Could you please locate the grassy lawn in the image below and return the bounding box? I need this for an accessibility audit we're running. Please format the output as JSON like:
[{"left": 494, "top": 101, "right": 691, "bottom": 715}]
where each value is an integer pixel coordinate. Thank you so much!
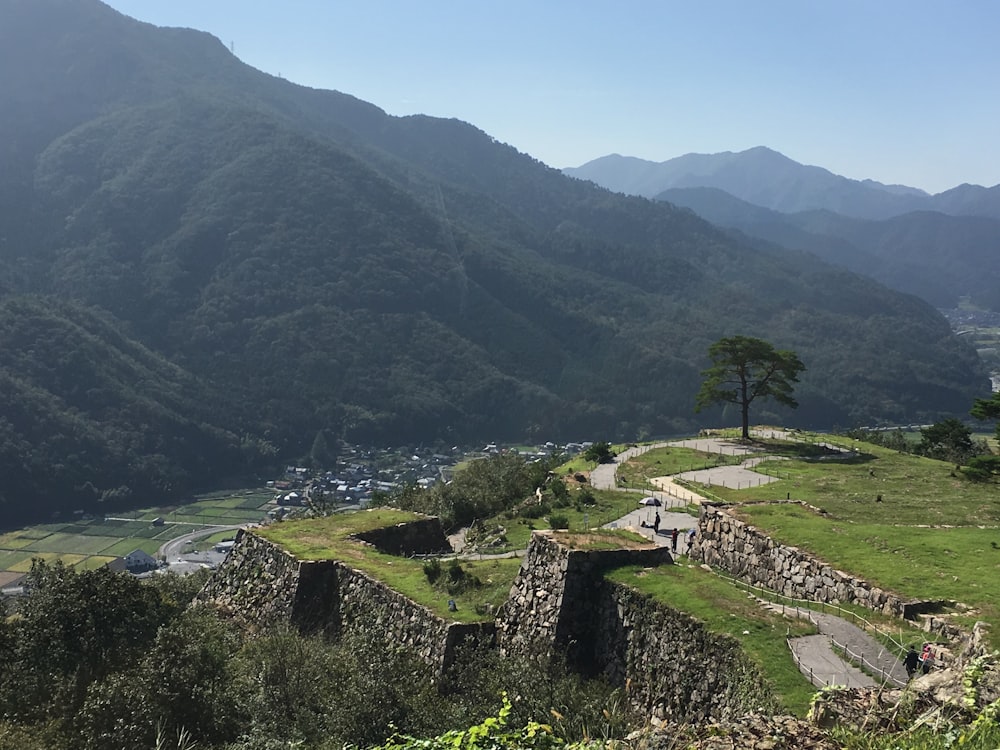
[
  {"left": 618, "top": 445, "right": 743, "bottom": 489},
  {"left": 469, "top": 487, "right": 648, "bottom": 554},
  {"left": 258, "top": 510, "right": 522, "bottom": 623},
  {"left": 550, "top": 528, "right": 651, "bottom": 550},
  {"left": 723, "top": 503, "right": 1000, "bottom": 636},
  {"left": 605, "top": 562, "right": 817, "bottom": 716},
  {"left": 712, "top": 440, "right": 999, "bottom": 526},
  {"left": 680, "top": 436, "right": 1000, "bottom": 645},
  {"left": 0, "top": 488, "right": 272, "bottom": 578}
]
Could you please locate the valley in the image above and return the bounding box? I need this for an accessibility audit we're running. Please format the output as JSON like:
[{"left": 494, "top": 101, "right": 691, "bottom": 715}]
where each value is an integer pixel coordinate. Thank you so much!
[{"left": 0, "top": 0, "right": 993, "bottom": 526}]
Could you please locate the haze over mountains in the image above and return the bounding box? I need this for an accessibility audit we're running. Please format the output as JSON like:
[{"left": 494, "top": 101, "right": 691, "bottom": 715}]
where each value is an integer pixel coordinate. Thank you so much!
[
  {"left": 564, "top": 147, "right": 1000, "bottom": 220},
  {"left": 0, "top": 0, "right": 989, "bottom": 521},
  {"left": 566, "top": 149, "right": 1000, "bottom": 311}
]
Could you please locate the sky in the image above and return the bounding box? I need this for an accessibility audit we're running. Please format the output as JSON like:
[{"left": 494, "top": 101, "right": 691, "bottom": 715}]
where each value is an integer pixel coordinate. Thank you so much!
[{"left": 102, "top": 1, "right": 1000, "bottom": 194}]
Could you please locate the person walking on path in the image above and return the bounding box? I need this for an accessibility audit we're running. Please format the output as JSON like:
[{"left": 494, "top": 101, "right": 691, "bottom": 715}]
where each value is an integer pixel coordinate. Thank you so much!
[
  {"left": 920, "top": 643, "right": 934, "bottom": 674},
  {"left": 904, "top": 645, "right": 919, "bottom": 679},
  {"left": 687, "top": 527, "right": 696, "bottom": 553},
  {"left": 670, "top": 528, "right": 678, "bottom": 553},
  {"left": 653, "top": 512, "right": 661, "bottom": 534}
]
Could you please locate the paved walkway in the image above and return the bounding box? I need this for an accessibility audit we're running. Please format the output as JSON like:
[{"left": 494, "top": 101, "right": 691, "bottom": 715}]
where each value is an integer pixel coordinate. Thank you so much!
[
  {"left": 809, "top": 610, "right": 908, "bottom": 686},
  {"left": 598, "top": 434, "right": 906, "bottom": 689},
  {"left": 603, "top": 508, "right": 696, "bottom": 549},
  {"left": 774, "top": 604, "right": 907, "bottom": 688},
  {"left": 789, "top": 635, "right": 875, "bottom": 688}
]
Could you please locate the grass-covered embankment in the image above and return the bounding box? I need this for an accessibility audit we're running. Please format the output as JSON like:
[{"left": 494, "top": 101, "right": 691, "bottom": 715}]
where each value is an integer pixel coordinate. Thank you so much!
[
  {"left": 669, "top": 436, "right": 1000, "bottom": 644},
  {"left": 258, "top": 509, "right": 522, "bottom": 623},
  {"left": 605, "top": 562, "right": 818, "bottom": 716}
]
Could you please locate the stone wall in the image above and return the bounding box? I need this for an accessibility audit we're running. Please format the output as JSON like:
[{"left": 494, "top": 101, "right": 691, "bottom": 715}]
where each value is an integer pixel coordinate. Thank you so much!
[
  {"left": 198, "top": 528, "right": 306, "bottom": 629},
  {"left": 498, "top": 531, "right": 774, "bottom": 721},
  {"left": 691, "top": 504, "right": 918, "bottom": 618},
  {"left": 334, "top": 561, "right": 492, "bottom": 670},
  {"left": 595, "top": 582, "right": 778, "bottom": 722},
  {"left": 496, "top": 531, "right": 673, "bottom": 659},
  {"left": 198, "top": 527, "right": 492, "bottom": 672},
  {"left": 207, "top": 517, "right": 898, "bottom": 722},
  {"left": 352, "top": 516, "right": 451, "bottom": 556}
]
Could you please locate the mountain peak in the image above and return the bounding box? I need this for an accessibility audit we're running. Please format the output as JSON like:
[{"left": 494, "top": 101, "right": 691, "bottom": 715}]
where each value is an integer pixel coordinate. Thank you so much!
[{"left": 564, "top": 148, "right": 959, "bottom": 220}]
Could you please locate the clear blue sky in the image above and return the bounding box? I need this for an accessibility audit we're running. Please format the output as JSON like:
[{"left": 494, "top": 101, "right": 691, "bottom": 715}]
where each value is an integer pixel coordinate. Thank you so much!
[{"left": 103, "top": 0, "right": 1000, "bottom": 193}]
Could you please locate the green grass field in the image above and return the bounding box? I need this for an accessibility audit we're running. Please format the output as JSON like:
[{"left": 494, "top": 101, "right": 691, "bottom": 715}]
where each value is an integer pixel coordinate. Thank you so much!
[
  {"left": 469, "top": 486, "right": 655, "bottom": 554},
  {"left": 617, "top": 445, "right": 743, "bottom": 489},
  {"left": 259, "top": 509, "right": 521, "bottom": 623},
  {"left": 0, "top": 490, "right": 273, "bottom": 578},
  {"left": 656, "top": 435, "right": 1000, "bottom": 645}
]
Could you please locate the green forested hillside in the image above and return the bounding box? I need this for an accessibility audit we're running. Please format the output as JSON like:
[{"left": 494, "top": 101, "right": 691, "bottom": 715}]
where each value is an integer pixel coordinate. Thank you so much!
[
  {"left": 0, "top": 297, "right": 249, "bottom": 524},
  {"left": 655, "top": 187, "right": 1000, "bottom": 312},
  {"left": 0, "top": 0, "right": 989, "bottom": 517}
]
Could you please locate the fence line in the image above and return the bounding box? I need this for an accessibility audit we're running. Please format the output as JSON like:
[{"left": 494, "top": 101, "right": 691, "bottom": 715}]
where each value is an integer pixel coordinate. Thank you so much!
[
  {"left": 713, "top": 569, "right": 906, "bottom": 653},
  {"left": 828, "top": 634, "right": 908, "bottom": 688},
  {"left": 787, "top": 639, "right": 846, "bottom": 688}
]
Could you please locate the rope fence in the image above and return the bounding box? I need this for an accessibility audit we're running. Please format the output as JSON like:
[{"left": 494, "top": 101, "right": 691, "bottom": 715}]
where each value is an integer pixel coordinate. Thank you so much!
[
  {"left": 713, "top": 569, "right": 907, "bottom": 654},
  {"left": 828, "top": 634, "right": 908, "bottom": 688},
  {"left": 713, "top": 569, "right": 911, "bottom": 687},
  {"left": 787, "top": 639, "right": 847, "bottom": 688}
]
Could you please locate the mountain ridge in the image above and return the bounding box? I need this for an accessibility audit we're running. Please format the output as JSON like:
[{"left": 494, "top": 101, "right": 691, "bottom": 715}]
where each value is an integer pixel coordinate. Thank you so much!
[
  {"left": 564, "top": 147, "right": 1000, "bottom": 220},
  {"left": 655, "top": 185, "right": 1000, "bottom": 311},
  {"left": 0, "top": 0, "right": 988, "bottom": 518}
]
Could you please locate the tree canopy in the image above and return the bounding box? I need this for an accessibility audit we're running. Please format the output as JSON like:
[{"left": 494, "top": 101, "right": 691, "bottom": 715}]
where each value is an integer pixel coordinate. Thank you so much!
[
  {"left": 971, "top": 392, "right": 1000, "bottom": 433},
  {"left": 916, "top": 418, "right": 980, "bottom": 464},
  {"left": 695, "top": 336, "right": 805, "bottom": 440}
]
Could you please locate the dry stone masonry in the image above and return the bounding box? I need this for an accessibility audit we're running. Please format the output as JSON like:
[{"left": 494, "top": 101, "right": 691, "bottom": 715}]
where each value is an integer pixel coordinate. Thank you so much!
[
  {"left": 691, "top": 504, "right": 940, "bottom": 620},
  {"left": 198, "top": 526, "right": 491, "bottom": 673},
  {"left": 497, "top": 531, "right": 672, "bottom": 656},
  {"left": 201, "top": 511, "right": 961, "bottom": 725},
  {"left": 499, "top": 531, "right": 777, "bottom": 721}
]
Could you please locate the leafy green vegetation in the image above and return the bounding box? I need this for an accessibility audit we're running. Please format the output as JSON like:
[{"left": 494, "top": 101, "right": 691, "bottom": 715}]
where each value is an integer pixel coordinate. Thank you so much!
[
  {"left": 0, "top": 560, "right": 624, "bottom": 750},
  {"left": 695, "top": 336, "right": 805, "bottom": 440},
  {"left": 680, "top": 436, "right": 1000, "bottom": 644}
]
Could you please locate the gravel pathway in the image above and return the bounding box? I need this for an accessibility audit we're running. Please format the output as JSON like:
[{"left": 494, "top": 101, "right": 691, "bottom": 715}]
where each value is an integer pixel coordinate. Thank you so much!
[{"left": 598, "top": 434, "right": 906, "bottom": 688}]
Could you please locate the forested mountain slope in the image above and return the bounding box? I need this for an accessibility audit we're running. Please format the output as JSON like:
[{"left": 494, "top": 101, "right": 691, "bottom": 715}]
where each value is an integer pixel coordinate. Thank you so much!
[
  {"left": 656, "top": 187, "right": 1000, "bottom": 311},
  {"left": 0, "top": 0, "right": 988, "bottom": 518},
  {"left": 0, "top": 297, "right": 250, "bottom": 524}
]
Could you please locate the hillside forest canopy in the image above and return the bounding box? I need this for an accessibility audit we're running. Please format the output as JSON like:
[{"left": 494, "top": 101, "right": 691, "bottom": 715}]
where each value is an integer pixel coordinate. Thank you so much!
[{"left": 0, "top": 0, "right": 990, "bottom": 520}]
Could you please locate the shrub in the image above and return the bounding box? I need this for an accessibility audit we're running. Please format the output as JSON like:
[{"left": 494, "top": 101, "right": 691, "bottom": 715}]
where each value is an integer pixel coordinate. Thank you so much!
[
  {"left": 519, "top": 503, "right": 551, "bottom": 519},
  {"left": 548, "top": 514, "right": 569, "bottom": 530},
  {"left": 423, "top": 558, "right": 442, "bottom": 584}
]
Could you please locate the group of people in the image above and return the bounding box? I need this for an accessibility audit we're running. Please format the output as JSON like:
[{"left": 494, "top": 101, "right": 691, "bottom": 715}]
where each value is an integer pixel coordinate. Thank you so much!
[
  {"left": 904, "top": 643, "right": 936, "bottom": 678},
  {"left": 642, "top": 510, "right": 696, "bottom": 553}
]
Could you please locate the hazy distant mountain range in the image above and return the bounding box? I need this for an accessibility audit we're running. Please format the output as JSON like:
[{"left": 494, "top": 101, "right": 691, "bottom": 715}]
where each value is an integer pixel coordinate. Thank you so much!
[
  {"left": 564, "top": 147, "right": 1000, "bottom": 220},
  {"left": 565, "top": 149, "right": 1000, "bottom": 310},
  {"left": 0, "top": 0, "right": 988, "bottom": 520}
]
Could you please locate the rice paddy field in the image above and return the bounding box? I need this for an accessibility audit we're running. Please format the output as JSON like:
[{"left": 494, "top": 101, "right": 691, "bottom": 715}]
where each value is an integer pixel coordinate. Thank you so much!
[{"left": 0, "top": 489, "right": 272, "bottom": 586}]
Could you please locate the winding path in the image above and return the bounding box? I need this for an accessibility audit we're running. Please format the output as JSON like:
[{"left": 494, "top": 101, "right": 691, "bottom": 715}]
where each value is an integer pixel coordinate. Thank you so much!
[
  {"left": 158, "top": 524, "right": 246, "bottom": 564},
  {"left": 597, "top": 433, "right": 906, "bottom": 688}
]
